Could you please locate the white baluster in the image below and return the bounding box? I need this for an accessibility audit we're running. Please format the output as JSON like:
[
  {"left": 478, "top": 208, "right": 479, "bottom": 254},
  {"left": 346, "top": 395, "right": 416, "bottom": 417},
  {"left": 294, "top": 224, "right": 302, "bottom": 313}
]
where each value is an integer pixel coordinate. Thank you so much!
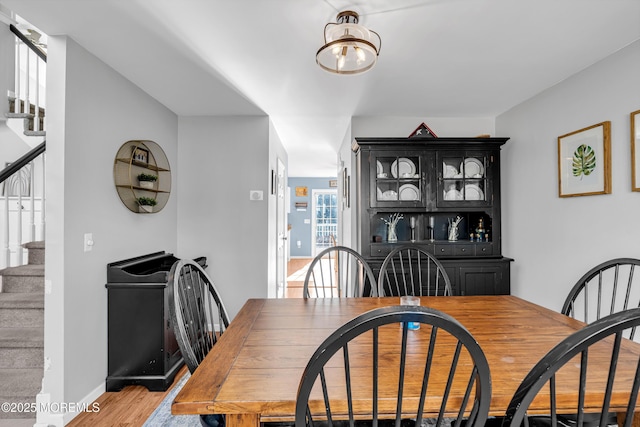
[
  {"left": 2, "top": 191, "right": 9, "bottom": 268},
  {"left": 14, "top": 39, "right": 20, "bottom": 113},
  {"left": 16, "top": 178, "right": 23, "bottom": 265},
  {"left": 24, "top": 47, "right": 30, "bottom": 120},
  {"left": 34, "top": 59, "right": 40, "bottom": 131},
  {"left": 40, "top": 154, "right": 46, "bottom": 240},
  {"left": 30, "top": 160, "right": 35, "bottom": 241}
]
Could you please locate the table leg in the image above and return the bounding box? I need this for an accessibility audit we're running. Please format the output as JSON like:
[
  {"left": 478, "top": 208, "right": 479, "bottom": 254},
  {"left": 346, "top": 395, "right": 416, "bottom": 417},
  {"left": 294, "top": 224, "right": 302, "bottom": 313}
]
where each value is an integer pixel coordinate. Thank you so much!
[
  {"left": 617, "top": 412, "right": 640, "bottom": 427},
  {"left": 226, "top": 413, "right": 260, "bottom": 427}
]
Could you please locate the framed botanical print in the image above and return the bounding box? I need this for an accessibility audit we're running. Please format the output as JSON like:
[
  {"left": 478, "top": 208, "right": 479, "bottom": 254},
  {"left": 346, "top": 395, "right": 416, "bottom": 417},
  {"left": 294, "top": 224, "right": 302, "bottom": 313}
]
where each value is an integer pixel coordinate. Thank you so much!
[
  {"left": 631, "top": 110, "right": 640, "bottom": 191},
  {"left": 557, "top": 121, "right": 611, "bottom": 197}
]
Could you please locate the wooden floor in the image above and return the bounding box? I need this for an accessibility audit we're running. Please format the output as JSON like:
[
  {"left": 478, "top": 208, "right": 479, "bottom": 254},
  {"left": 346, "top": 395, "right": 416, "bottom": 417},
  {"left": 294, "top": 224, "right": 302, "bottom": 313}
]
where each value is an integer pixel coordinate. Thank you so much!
[
  {"left": 67, "top": 258, "right": 312, "bottom": 426},
  {"left": 67, "top": 364, "right": 189, "bottom": 427},
  {"left": 283, "top": 257, "right": 313, "bottom": 298}
]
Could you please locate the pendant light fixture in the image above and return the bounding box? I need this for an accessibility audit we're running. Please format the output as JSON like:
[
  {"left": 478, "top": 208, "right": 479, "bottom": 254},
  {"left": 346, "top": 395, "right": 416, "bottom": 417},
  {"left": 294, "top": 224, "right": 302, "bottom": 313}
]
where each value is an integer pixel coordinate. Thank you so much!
[{"left": 316, "top": 10, "right": 381, "bottom": 75}]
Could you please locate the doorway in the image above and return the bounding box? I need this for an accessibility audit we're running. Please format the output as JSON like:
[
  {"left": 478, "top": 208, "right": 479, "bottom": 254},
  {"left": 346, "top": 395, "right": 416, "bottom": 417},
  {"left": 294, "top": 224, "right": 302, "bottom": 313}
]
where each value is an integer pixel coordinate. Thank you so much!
[
  {"left": 275, "top": 158, "right": 287, "bottom": 298},
  {"left": 311, "top": 189, "right": 338, "bottom": 256}
]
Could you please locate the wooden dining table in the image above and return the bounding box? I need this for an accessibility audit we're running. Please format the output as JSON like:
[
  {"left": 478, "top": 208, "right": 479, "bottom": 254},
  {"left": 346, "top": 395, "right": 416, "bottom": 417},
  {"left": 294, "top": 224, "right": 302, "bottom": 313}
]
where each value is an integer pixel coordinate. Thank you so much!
[{"left": 171, "top": 296, "right": 640, "bottom": 427}]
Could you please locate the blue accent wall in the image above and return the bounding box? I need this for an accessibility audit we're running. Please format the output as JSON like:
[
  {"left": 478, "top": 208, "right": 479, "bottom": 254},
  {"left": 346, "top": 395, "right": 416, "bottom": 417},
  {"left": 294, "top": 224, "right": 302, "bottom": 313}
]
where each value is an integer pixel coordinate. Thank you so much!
[{"left": 289, "top": 177, "right": 336, "bottom": 257}]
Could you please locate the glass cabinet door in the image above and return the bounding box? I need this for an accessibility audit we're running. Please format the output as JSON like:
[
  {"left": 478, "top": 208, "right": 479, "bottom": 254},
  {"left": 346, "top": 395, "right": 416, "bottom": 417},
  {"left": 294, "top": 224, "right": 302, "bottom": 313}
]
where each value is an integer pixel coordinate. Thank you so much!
[
  {"left": 371, "top": 153, "right": 425, "bottom": 207},
  {"left": 438, "top": 152, "right": 491, "bottom": 207}
]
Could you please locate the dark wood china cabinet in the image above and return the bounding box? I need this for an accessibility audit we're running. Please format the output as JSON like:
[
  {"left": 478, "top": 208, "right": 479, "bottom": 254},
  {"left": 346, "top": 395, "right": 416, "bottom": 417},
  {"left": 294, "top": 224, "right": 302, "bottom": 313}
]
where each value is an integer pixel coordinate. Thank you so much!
[{"left": 352, "top": 136, "right": 513, "bottom": 295}]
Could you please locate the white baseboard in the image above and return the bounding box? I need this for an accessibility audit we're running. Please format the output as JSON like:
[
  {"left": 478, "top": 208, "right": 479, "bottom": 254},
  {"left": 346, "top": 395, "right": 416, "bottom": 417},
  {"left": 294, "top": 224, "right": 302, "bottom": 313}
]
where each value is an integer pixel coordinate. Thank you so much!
[
  {"left": 34, "top": 380, "right": 105, "bottom": 426},
  {"left": 62, "top": 381, "right": 104, "bottom": 425}
]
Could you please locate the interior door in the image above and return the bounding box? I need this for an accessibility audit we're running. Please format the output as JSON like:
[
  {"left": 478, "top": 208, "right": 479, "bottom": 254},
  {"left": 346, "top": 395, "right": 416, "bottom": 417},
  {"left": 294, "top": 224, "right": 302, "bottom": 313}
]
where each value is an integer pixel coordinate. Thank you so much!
[
  {"left": 311, "top": 189, "right": 338, "bottom": 256},
  {"left": 275, "top": 159, "right": 287, "bottom": 298}
]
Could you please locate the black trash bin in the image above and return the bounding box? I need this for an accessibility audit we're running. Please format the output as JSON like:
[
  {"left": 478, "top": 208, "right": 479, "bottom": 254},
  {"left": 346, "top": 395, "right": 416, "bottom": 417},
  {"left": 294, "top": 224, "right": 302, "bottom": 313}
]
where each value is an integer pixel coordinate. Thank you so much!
[{"left": 105, "top": 251, "right": 207, "bottom": 392}]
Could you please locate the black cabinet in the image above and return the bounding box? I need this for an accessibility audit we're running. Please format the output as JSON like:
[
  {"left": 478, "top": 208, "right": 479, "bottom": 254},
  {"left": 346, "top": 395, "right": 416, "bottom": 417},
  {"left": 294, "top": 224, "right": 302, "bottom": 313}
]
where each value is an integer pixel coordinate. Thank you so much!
[
  {"left": 105, "top": 282, "right": 182, "bottom": 391},
  {"left": 353, "top": 137, "right": 513, "bottom": 295},
  {"left": 105, "top": 252, "right": 206, "bottom": 391},
  {"left": 441, "top": 258, "right": 511, "bottom": 295}
]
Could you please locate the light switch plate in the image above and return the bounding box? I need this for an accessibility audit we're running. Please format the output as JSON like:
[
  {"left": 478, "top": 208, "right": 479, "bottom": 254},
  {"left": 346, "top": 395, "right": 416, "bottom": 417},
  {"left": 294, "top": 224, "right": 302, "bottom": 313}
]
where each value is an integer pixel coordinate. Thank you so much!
[{"left": 84, "top": 233, "right": 94, "bottom": 252}]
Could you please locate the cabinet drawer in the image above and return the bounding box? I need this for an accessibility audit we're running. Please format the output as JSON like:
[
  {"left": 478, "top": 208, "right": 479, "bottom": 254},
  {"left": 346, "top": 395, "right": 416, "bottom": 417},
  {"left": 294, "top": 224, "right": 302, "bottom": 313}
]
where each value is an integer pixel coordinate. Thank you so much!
[
  {"left": 434, "top": 244, "right": 454, "bottom": 256},
  {"left": 370, "top": 244, "right": 397, "bottom": 257},
  {"left": 453, "top": 245, "right": 474, "bottom": 256},
  {"left": 370, "top": 243, "right": 436, "bottom": 258},
  {"left": 476, "top": 243, "right": 493, "bottom": 256},
  {"left": 436, "top": 243, "right": 477, "bottom": 257}
]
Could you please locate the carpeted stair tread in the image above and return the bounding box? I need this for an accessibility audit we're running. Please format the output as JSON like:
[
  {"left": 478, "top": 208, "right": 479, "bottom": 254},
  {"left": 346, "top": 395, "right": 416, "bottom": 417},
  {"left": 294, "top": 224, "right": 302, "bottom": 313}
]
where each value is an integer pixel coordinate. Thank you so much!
[
  {"left": 0, "top": 264, "right": 44, "bottom": 276},
  {"left": 0, "top": 419, "right": 36, "bottom": 426},
  {"left": 0, "top": 368, "right": 42, "bottom": 396},
  {"left": 0, "top": 293, "right": 43, "bottom": 309},
  {"left": 0, "top": 327, "right": 43, "bottom": 347},
  {"left": 5, "top": 112, "right": 32, "bottom": 119},
  {"left": 0, "top": 419, "right": 37, "bottom": 426},
  {"left": 23, "top": 241, "right": 44, "bottom": 251}
]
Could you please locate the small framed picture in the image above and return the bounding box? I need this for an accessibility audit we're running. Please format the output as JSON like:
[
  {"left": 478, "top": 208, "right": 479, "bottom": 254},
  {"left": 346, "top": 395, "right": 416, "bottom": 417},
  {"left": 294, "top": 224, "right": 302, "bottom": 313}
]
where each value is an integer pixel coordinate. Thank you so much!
[
  {"left": 132, "top": 146, "right": 149, "bottom": 164},
  {"left": 557, "top": 121, "right": 611, "bottom": 197}
]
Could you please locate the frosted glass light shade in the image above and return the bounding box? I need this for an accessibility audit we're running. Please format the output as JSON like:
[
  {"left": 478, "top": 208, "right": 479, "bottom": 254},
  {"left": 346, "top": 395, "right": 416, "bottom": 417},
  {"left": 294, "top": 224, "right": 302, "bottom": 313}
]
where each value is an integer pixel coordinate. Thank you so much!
[{"left": 316, "top": 11, "right": 381, "bottom": 75}]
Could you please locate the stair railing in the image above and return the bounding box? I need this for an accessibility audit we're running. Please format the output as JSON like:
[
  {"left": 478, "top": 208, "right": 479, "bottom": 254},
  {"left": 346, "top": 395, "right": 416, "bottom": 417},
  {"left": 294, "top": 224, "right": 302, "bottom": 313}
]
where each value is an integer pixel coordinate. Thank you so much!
[
  {"left": 9, "top": 23, "right": 46, "bottom": 132},
  {"left": 1, "top": 23, "right": 47, "bottom": 269},
  {"left": 0, "top": 142, "right": 46, "bottom": 268}
]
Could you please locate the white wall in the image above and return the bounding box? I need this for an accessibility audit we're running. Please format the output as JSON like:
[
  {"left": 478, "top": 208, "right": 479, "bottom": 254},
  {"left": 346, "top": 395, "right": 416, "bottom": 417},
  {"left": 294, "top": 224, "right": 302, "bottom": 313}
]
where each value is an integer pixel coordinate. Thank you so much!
[
  {"left": 176, "top": 116, "right": 270, "bottom": 319},
  {"left": 268, "top": 120, "right": 288, "bottom": 298},
  {"left": 497, "top": 40, "right": 640, "bottom": 312},
  {"left": 44, "top": 36, "right": 179, "bottom": 426},
  {"left": 337, "top": 123, "right": 353, "bottom": 248}
]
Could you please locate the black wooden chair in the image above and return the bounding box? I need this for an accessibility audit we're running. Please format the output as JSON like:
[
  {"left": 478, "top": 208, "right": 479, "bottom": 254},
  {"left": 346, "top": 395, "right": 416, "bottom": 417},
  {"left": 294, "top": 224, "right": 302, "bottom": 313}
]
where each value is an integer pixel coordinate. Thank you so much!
[
  {"left": 501, "top": 308, "right": 640, "bottom": 427},
  {"left": 561, "top": 258, "right": 640, "bottom": 324},
  {"left": 304, "top": 246, "right": 377, "bottom": 298},
  {"left": 377, "top": 246, "right": 453, "bottom": 297},
  {"left": 168, "top": 259, "right": 230, "bottom": 427},
  {"left": 294, "top": 305, "right": 492, "bottom": 427}
]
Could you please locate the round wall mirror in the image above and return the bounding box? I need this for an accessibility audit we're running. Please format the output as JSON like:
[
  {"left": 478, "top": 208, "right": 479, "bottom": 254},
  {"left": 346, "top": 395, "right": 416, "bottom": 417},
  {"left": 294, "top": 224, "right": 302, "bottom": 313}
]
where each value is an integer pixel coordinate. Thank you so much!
[{"left": 113, "top": 140, "right": 171, "bottom": 213}]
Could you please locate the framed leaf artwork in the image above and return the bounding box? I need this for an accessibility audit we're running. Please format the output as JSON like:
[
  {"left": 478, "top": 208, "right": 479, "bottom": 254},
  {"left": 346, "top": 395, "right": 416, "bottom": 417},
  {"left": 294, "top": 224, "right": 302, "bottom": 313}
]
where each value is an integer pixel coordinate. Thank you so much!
[
  {"left": 631, "top": 110, "right": 640, "bottom": 191},
  {"left": 557, "top": 121, "right": 611, "bottom": 197}
]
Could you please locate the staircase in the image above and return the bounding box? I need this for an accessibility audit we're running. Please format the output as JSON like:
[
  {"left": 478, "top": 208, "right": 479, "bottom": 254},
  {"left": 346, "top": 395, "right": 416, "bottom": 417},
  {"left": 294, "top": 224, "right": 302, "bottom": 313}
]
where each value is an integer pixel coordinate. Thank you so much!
[
  {"left": 2, "top": 20, "right": 47, "bottom": 271},
  {"left": 0, "top": 241, "right": 44, "bottom": 426},
  {"left": 7, "top": 96, "right": 46, "bottom": 138}
]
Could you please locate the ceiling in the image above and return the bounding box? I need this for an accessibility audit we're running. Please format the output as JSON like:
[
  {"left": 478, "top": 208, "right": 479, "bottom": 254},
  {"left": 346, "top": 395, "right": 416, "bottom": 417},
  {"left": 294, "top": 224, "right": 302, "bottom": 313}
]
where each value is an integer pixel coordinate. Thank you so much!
[{"left": 2, "top": 0, "right": 639, "bottom": 177}]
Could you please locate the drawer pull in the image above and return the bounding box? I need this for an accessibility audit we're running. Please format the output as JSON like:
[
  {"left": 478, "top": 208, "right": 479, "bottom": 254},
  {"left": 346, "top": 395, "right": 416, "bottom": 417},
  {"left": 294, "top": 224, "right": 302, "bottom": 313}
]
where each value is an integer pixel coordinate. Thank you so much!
[{"left": 461, "top": 248, "right": 466, "bottom": 252}]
